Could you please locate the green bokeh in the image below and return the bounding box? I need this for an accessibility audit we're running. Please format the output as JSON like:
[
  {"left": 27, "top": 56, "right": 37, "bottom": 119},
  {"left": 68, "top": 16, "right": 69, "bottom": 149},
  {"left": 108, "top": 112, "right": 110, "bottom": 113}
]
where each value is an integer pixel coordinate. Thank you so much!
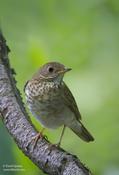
[{"left": 0, "top": 0, "right": 119, "bottom": 175}]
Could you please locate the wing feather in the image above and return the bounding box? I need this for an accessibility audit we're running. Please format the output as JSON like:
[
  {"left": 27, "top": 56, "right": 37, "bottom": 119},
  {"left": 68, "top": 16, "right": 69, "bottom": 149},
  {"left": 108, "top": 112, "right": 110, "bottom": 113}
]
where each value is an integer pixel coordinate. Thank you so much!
[{"left": 61, "top": 82, "right": 81, "bottom": 120}]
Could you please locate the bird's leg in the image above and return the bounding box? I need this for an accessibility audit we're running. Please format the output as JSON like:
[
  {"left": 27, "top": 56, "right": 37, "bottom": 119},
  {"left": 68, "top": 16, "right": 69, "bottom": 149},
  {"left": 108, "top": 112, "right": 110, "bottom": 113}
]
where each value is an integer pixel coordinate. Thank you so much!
[
  {"left": 57, "top": 125, "right": 66, "bottom": 147},
  {"left": 47, "top": 125, "right": 66, "bottom": 152},
  {"left": 32, "top": 128, "right": 45, "bottom": 149}
]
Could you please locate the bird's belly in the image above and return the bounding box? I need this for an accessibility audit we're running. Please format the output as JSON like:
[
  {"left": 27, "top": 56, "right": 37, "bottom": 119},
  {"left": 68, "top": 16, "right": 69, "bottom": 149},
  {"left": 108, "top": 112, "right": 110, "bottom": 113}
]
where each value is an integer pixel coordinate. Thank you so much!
[{"left": 29, "top": 98, "right": 74, "bottom": 129}]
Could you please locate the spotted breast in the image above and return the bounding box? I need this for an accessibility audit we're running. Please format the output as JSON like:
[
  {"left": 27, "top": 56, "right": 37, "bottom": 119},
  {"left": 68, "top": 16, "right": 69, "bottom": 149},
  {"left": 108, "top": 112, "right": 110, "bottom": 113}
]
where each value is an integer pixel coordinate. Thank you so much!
[{"left": 25, "top": 79, "right": 72, "bottom": 129}]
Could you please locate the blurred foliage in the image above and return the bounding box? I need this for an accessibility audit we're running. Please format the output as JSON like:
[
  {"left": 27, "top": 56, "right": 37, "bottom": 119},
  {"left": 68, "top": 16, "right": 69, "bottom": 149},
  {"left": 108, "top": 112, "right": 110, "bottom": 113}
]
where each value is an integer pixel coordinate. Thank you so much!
[{"left": 0, "top": 0, "right": 119, "bottom": 175}]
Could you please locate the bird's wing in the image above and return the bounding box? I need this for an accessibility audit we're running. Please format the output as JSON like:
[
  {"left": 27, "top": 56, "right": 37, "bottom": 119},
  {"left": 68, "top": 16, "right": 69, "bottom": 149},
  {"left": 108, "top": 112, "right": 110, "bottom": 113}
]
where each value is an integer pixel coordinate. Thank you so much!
[
  {"left": 61, "top": 82, "right": 82, "bottom": 120},
  {"left": 24, "top": 80, "right": 29, "bottom": 92}
]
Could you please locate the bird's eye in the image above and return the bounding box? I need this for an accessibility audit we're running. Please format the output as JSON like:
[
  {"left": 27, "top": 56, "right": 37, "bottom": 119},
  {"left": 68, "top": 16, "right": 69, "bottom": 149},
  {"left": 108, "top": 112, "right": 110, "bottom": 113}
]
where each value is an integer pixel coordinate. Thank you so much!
[{"left": 48, "top": 67, "right": 54, "bottom": 73}]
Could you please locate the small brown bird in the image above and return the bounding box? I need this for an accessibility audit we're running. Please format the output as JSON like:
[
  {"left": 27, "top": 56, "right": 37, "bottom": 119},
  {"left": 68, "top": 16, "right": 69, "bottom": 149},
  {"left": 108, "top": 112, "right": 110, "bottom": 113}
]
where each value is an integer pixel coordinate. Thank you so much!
[{"left": 24, "top": 62, "right": 94, "bottom": 147}]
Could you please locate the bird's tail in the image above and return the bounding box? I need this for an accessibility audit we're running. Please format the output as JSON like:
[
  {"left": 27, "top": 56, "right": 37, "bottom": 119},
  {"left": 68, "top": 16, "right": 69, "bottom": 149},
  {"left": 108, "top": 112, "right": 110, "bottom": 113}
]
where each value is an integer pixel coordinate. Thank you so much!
[{"left": 69, "top": 120, "right": 94, "bottom": 142}]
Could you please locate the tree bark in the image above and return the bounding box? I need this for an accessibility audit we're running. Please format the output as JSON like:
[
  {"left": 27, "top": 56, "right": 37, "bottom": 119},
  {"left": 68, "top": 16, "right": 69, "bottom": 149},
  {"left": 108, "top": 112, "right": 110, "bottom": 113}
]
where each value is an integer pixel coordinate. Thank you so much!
[{"left": 0, "top": 31, "right": 92, "bottom": 175}]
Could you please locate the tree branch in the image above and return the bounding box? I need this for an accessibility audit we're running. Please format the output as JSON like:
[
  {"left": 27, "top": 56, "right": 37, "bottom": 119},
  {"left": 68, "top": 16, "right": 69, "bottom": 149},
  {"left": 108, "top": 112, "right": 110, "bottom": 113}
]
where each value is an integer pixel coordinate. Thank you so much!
[{"left": 0, "top": 31, "right": 91, "bottom": 175}]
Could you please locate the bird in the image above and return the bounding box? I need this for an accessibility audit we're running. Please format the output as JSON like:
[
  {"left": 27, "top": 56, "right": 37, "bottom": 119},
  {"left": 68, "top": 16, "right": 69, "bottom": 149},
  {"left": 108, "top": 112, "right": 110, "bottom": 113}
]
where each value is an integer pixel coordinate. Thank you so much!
[{"left": 24, "top": 62, "right": 94, "bottom": 147}]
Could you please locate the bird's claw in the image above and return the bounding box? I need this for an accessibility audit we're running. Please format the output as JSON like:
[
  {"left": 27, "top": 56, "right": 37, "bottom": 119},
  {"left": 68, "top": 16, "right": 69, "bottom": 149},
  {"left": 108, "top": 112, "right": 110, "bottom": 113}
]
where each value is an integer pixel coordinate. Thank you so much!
[{"left": 48, "top": 142, "right": 60, "bottom": 152}]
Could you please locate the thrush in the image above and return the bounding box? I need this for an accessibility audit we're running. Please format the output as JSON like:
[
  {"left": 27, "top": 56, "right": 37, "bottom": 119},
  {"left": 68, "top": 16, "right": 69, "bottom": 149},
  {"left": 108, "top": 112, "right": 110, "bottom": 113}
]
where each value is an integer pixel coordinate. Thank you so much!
[{"left": 24, "top": 62, "right": 94, "bottom": 147}]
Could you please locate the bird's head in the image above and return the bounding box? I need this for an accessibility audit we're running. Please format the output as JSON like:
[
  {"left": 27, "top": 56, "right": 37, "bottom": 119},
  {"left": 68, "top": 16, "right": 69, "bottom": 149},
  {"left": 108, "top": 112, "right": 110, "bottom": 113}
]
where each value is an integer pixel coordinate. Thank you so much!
[{"left": 32, "top": 62, "right": 72, "bottom": 83}]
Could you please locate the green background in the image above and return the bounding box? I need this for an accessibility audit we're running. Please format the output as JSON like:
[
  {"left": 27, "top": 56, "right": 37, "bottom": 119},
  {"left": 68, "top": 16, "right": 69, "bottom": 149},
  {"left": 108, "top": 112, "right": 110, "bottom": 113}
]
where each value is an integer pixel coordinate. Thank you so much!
[{"left": 0, "top": 0, "right": 119, "bottom": 175}]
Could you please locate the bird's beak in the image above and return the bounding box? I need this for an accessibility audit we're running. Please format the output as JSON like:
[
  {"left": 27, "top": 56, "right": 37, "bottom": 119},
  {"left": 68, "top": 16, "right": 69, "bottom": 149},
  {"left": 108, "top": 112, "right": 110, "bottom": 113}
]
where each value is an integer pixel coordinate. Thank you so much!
[
  {"left": 58, "top": 67, "right": 72, "bottom": 74},
  {"left": 64, "top": 68, "right": 72, "bottom": 72}
]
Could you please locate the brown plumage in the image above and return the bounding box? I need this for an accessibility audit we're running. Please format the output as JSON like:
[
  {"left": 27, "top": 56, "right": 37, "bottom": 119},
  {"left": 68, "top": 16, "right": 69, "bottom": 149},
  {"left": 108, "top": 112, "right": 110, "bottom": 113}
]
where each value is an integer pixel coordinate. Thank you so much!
[{"left": 24, "top": 62, "right": 94, "bottom": 146}]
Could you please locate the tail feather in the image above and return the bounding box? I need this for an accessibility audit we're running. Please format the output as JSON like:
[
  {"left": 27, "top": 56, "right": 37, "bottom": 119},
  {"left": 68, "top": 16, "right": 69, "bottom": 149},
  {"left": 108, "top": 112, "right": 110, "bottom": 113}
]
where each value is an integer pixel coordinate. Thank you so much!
[{"left": 69, "top": 120, "right": 94, "bottom": 142}]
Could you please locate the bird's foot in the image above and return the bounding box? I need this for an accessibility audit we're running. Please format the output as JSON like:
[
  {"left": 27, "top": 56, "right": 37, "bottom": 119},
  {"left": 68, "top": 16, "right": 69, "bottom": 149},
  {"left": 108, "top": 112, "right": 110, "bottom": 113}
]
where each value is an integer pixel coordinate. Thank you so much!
[
  {"left": 48, "top": 142, "right": 61, "bottom": 152},
  {"left": 32, "top": 132, "right": 43, "bottom": 148},
  {"left": 30, "top": 128, "right": 46, "bottom": 150}
]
